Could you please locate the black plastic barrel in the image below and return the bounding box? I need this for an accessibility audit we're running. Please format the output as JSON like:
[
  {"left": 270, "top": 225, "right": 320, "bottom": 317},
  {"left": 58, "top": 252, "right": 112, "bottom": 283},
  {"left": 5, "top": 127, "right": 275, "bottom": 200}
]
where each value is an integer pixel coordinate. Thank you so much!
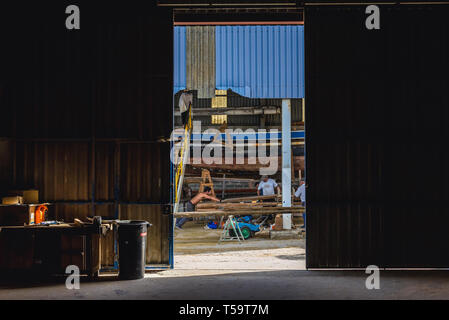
[{"left": 117, "top": 220, "right": 150, "bottom": 280}]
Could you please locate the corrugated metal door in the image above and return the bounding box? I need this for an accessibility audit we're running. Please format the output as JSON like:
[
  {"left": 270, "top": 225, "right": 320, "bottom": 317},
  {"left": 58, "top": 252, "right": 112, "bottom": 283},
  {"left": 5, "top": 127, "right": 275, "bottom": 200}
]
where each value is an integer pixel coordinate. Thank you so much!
[
  {"left": 306, "top": 4, "right": 449, "bottom": 268},
  {"left": 0, "top": 2, "right": 174, "bottom": 268}
]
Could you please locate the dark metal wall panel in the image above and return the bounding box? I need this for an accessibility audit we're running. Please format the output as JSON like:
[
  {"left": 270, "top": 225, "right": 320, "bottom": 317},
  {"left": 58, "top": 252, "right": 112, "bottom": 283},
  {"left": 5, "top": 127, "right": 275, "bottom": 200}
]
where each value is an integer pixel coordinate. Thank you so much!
[
  {"left": 305, "top": 0, "right": 448, "bottom": 3},
  {"left": 94, "top": 143, "right": 116, "bottom": 202},
  {"left": 4, "top": 140, "right": 171, "bottom": 264},
  {"left": 92, "top": 22, "right": 173, "bottom": 140},
  {"left": 0, "top": 25, "right": 91, "bottom": 139},
  {"left": 13, "top": 142, "right": 92, "bottom": 202},
  {"left": 120, "top": 143, "right": 171, "bottom": 203},
  {"left": 0, "top": 2, "right": 173, "bottom": 265},
  {"left": 306, "top": 4, "right": 449, "bottom": 268},
  {"left": 120, "top": 204, "right": 171, "bottom": 265},
  {"left": 159, "top": 0, "right": 299, "bottom": 5},
  {"left": 0, "top": 140, "right": 13, "bottom": 196},
  {"left": 0, "top": 3, "right": 172, "bottom": 141}
]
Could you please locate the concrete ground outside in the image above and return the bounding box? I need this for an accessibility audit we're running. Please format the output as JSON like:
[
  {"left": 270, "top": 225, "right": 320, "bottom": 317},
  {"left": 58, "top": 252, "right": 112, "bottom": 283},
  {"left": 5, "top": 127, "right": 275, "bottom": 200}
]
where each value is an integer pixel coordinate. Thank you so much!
[{"left": 174, "top": 221, "right": 306, "bottom": 270}]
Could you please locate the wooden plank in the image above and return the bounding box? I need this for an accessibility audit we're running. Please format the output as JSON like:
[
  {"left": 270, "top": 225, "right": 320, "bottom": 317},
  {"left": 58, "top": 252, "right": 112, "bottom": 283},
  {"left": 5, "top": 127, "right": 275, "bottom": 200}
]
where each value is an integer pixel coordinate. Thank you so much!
[
  {"left": 175, "top": 207, "right": 305, "bottom": 218},
  {"left": 221, "top": 194, "right": 278, "bottom": 203},
  {"left": 184, "top": 177, "right": 255, "bottom": 183},
  {"left": 196, "top": 202, "right": 280, "bottom": 210}
]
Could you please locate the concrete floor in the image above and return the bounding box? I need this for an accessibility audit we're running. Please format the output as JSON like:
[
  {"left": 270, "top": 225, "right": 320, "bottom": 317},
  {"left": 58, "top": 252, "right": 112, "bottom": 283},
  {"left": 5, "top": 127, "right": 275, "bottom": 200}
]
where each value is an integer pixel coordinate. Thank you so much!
[
  {"left": 2, "top": 223, "right": 449, "bottom": 299},
  {"left": 1, "top": 269, "right": 449, "bottom": 299}
]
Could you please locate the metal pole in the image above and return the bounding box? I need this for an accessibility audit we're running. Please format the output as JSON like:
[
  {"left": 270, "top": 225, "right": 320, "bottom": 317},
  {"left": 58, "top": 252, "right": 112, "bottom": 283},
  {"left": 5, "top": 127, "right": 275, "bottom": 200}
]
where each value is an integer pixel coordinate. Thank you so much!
[{"left": 282, "top": 99, "right": 292, "bottom": 230}]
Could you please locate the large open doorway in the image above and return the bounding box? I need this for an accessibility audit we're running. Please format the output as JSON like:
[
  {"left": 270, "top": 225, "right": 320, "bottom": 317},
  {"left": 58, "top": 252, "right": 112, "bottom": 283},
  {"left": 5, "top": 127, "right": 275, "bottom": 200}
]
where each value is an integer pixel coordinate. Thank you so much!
[{"left": 171, "top": 8, "right": 306, "bottom": 270}]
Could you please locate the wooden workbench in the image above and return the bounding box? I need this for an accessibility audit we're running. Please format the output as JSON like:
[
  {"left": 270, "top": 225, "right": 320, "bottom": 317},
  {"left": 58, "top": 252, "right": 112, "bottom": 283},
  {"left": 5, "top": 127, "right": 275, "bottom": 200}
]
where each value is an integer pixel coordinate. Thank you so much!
[
  {"left": 0, "top": 222, "right": 110, "bottom": 279},
  {"left": 0, "top": 203, "right": 53, "bottom": 226}
]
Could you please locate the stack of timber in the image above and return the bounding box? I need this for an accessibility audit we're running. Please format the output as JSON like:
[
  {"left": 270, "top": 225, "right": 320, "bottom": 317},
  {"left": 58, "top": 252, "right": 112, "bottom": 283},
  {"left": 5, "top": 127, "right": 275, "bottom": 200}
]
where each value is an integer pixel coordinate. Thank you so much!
[
  {"left": 221, "top": 194, "right": 279, "bottom": 203},
  {"left": 220, "top": 194, "right": 303, "bottom": 205},
  {"left": 196, "top": 202, "right": 278, "bottom": 211},
  {"left": 174, "top": 194, "right": 305, "bottom": 218}
]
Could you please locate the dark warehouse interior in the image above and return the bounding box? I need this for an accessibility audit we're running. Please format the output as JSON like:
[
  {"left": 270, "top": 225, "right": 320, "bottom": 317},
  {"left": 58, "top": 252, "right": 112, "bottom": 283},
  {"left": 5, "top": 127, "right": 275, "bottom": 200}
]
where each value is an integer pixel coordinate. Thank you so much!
[{"left": 1, "top": 0, "right": 449, "bottom": 303}]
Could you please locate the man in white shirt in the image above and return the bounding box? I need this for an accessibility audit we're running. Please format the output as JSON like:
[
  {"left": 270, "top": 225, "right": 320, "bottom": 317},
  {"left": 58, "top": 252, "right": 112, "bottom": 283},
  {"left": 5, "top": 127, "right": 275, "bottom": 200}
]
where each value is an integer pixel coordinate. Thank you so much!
[
  {"left": 294, "top": 178, "right": 306, "bottom": 205},
  {"left": 257, "top": 175, "right": 280, "bottom": 197},
  {"left": 294, "top": 178, "right": 306, "bottom": 230}
]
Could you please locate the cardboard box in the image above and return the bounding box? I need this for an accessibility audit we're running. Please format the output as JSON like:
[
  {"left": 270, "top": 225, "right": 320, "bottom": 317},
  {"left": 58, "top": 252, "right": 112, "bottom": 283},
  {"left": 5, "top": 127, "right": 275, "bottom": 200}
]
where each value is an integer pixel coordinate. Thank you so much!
[
  {"left": 9, "top": 190, "right": 39, "bottom": 204},
  {"left": 22, "top": 190, "right": 39, "bottom": 204},
  {"left": 2, "top": 196, "right": 23, "bottom": 205}
]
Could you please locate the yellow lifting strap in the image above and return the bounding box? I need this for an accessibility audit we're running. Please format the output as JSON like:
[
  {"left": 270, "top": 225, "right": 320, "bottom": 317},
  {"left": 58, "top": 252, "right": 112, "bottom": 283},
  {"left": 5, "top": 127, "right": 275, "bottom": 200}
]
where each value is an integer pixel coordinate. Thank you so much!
[{"left": 174, "top": 106, "right": 192, "bottom": 213}]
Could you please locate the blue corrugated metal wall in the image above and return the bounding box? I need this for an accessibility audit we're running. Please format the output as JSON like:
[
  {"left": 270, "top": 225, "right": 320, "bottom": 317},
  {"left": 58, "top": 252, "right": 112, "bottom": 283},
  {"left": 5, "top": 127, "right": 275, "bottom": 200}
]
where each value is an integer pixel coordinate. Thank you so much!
[
  {"left": 174, "top": 26, "right": 186, "bottom": 93},
  {"left": 174, "top": 25, "right": 305, "bottom": 98},
  {"left": 216, "top": 25, "right": 304, "bottom": 98}
]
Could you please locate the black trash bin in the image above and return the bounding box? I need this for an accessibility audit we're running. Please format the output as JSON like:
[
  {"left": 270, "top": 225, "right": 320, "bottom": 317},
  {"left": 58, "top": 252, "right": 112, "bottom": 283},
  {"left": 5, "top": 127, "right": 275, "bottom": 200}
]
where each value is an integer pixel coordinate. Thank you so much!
[{"left": 117, "top": 220, "right": 151, "bottom": 280}]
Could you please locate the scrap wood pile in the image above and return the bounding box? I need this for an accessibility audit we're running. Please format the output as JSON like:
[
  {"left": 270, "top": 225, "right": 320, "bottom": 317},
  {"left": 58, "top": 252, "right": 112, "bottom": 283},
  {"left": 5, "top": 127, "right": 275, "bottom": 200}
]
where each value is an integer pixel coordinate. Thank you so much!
[{"left": 174, "top": 194, "right": 305, "bottom": 218}]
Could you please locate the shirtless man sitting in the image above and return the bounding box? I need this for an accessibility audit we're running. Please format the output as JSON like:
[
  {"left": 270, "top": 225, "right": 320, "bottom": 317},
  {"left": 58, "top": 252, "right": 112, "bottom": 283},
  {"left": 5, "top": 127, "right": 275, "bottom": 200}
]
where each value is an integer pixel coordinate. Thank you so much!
[{"left": 175, "top": 186, "right": 220, "bottom": 230}]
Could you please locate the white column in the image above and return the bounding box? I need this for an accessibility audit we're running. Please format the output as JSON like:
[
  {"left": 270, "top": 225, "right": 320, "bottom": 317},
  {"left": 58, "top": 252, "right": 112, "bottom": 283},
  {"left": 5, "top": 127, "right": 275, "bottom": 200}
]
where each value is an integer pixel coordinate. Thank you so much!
[{"left": 282, "top": 99, "right": 292, "bottom": 230}]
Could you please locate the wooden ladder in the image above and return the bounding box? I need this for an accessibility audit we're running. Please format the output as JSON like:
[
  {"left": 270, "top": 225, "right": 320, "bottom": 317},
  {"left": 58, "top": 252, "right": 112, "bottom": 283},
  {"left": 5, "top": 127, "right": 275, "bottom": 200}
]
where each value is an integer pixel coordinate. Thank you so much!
[{"left": 199, "top": 169, "right": 215, "bottom": 197}]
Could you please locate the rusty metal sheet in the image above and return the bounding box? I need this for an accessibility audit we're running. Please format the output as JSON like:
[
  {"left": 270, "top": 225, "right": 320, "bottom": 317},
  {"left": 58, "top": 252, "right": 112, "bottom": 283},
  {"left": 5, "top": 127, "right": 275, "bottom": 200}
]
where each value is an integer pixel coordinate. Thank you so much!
[{"left": 186, "top": 26, "right": 216, "bottom": 99}]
